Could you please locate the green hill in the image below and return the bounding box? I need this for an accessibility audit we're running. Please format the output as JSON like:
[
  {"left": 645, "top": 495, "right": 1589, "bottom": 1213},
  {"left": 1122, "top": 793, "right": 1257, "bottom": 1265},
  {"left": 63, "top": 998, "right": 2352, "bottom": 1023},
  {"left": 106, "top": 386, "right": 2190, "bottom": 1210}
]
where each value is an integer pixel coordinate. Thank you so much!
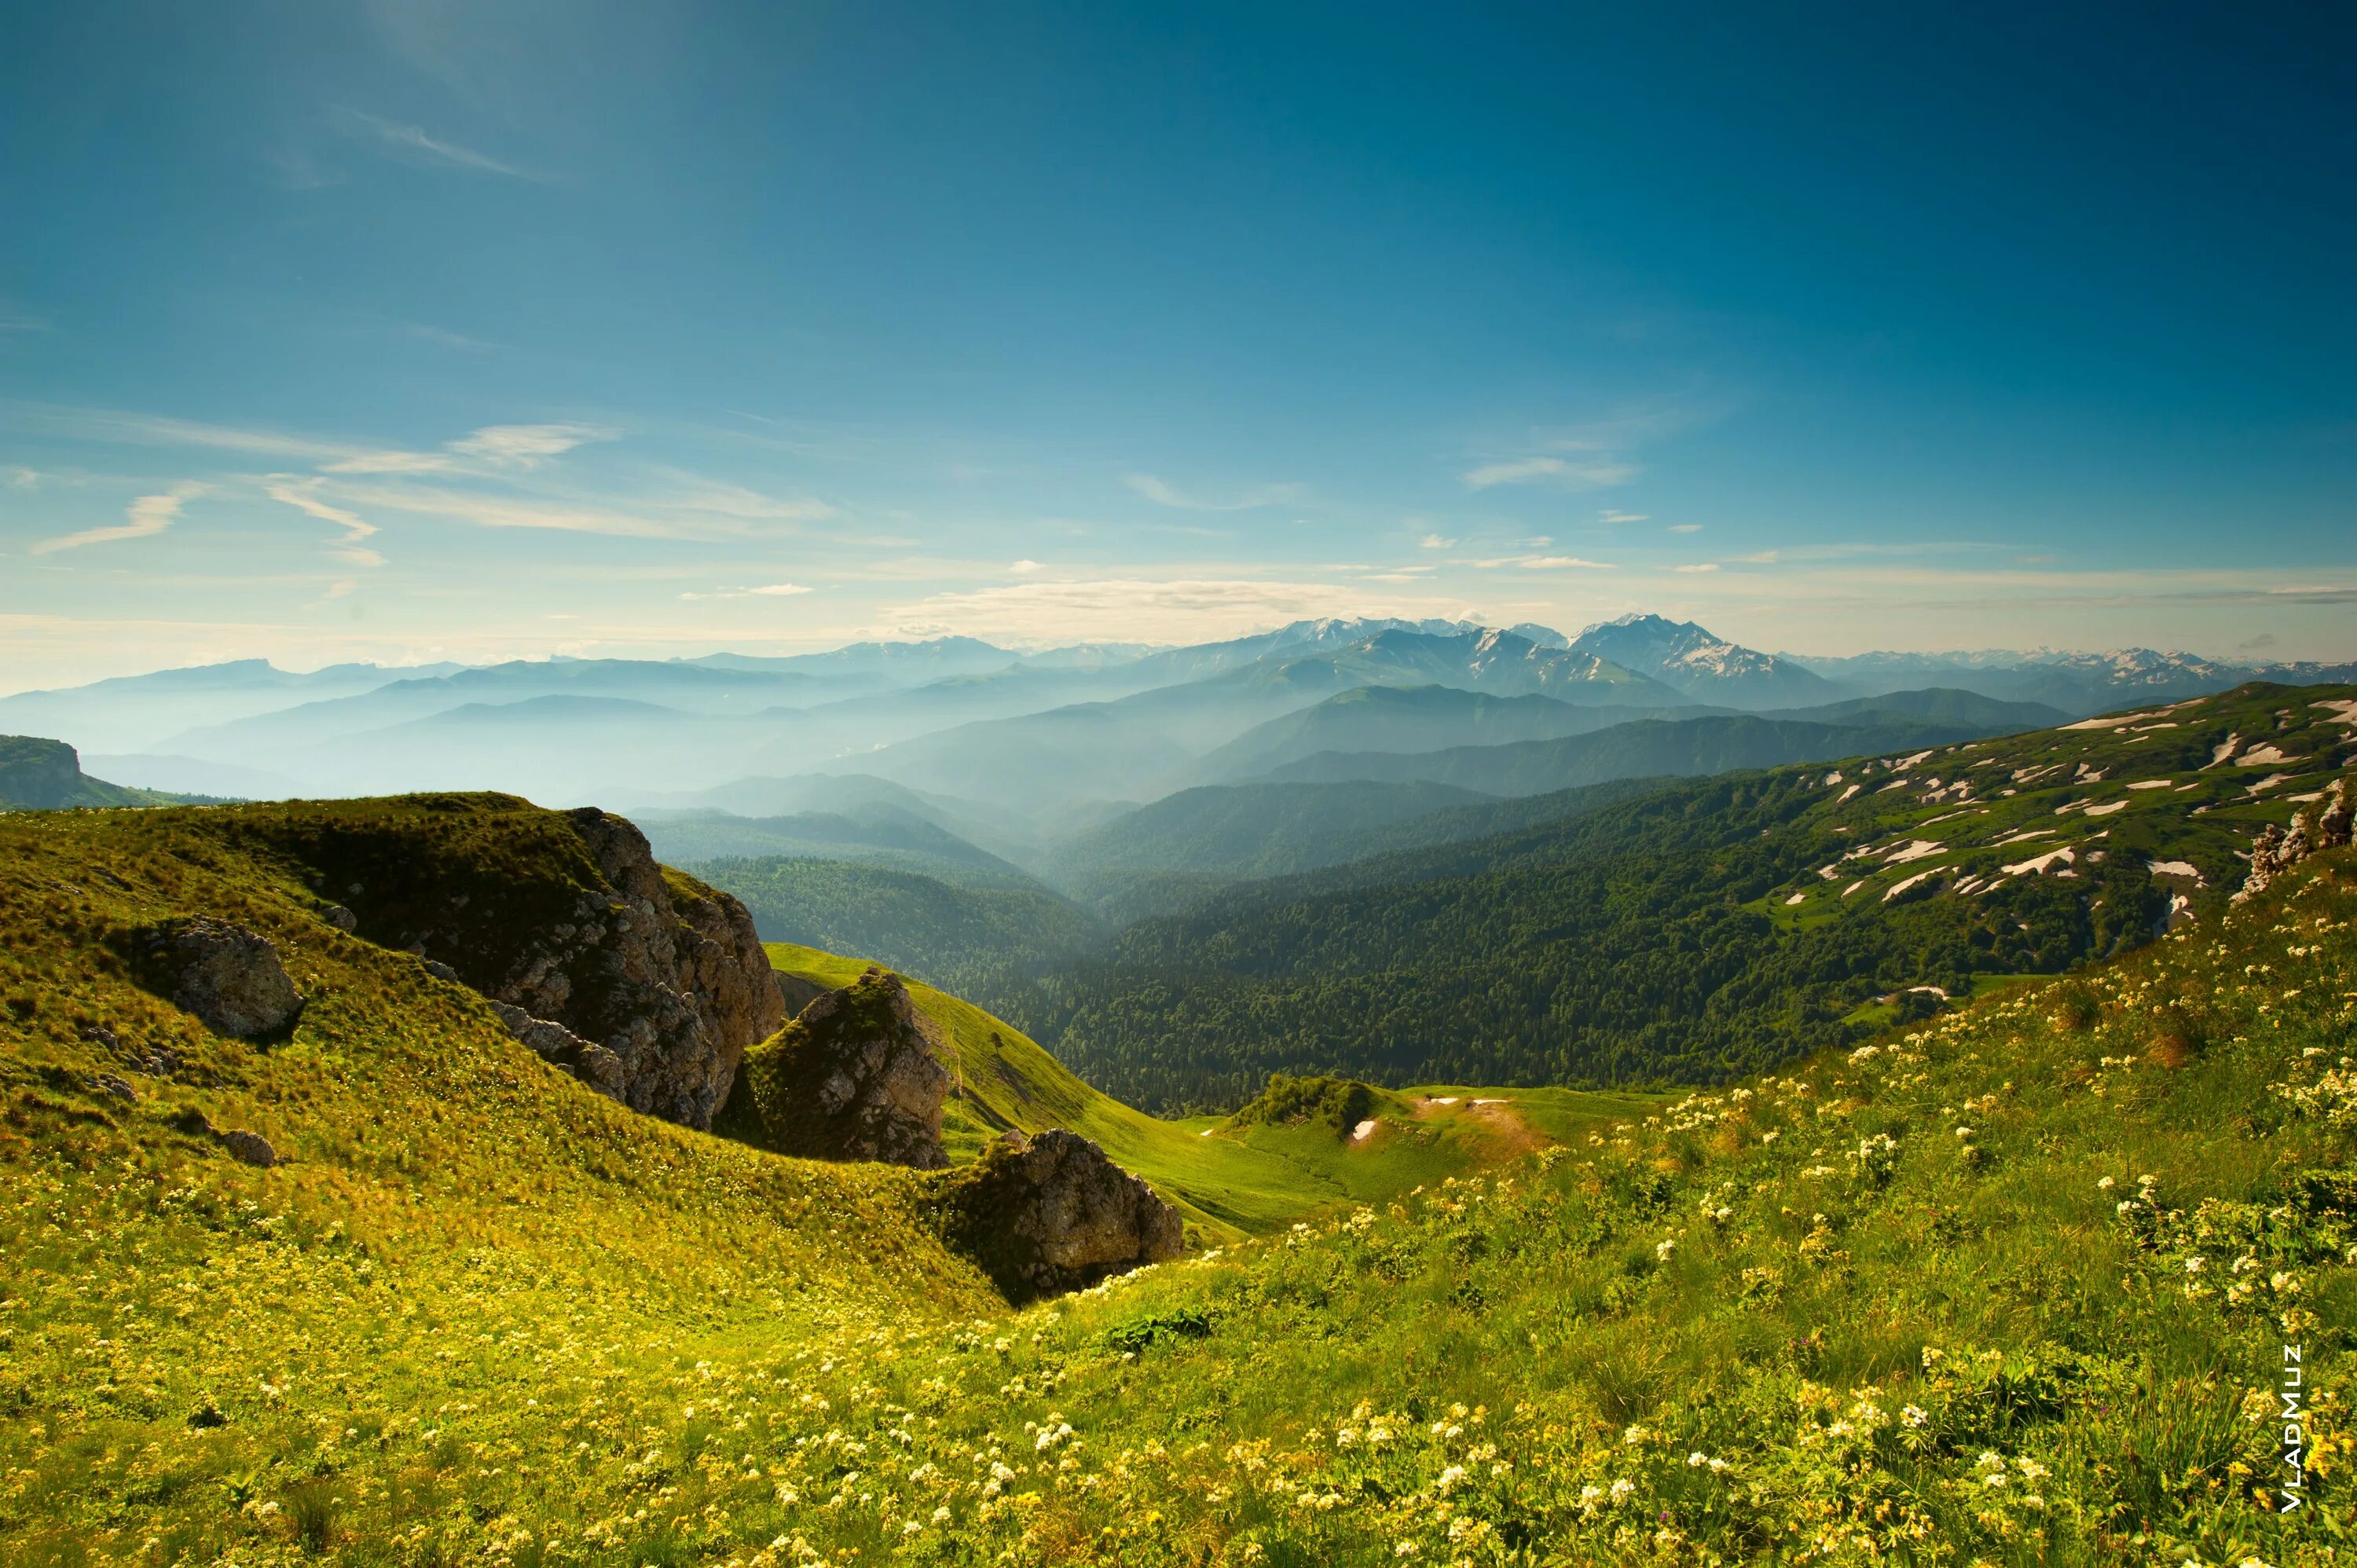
[
  {"left": 3, "top": 788, "right": 2345, "bottom": 1561},
  {"left": 988, "top": 683, "right": 2357, "bottom": 1109},
  {"left": 696, "top": 857, "right": 1103, "bottom": 996},
  {"left": 1263, "top": 709, "right": 2020, "bottom": 793},
  {"left": 0, "top": 733, "right": 191, "bottom": 810},
  {"left": 1200, "top": 685, "right": 1685, "bottom": 780}
]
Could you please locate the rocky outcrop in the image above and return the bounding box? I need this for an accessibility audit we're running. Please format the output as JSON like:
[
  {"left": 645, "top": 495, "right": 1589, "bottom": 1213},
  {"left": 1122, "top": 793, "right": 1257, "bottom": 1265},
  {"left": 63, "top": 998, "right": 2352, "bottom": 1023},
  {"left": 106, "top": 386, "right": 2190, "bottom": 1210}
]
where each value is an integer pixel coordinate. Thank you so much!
[
  {"left": 2236, "top": 779, "right": 2351, "bottom": 904},
  {"left": 729, "top": 969, "right": 952, "bottom": 1168},
  {"left": 489, "top": 1000, "right": 627, "bottom": 1101},
  {"left": 937, "top": 1129, "right": 1184, "bottom": 1302},
  {"left": 322, "top": 805, "right": 784, "bottom": 1129},
  {"left": 137, "top": 918, "right": 304, "bottom": 1039}
]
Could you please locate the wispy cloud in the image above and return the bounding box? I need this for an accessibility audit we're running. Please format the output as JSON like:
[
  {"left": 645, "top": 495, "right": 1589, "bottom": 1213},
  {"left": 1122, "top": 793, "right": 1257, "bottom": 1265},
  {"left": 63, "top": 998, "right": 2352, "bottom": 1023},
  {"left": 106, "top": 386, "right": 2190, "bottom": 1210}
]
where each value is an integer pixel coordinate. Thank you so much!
[
  {"left": 1472, "top": 553, "right": 1615, "bottom": 570},
  {"left": 265, "top": 479, "right": 385, "bottom": 568},
  {"left": 1124, "top": 473, "right": 1304, "bottom": 511},
  {"left": 1668, "top": 523, "right": 1703, "bottom": 534},
  {"left": 1598, "top": 509, "right": 1649, "bottom": 523},
  {"left": 321, "top": 422, "right": 620, "bottom": 476},
  {"left": 1462, "top": 455, "right": 1637, "bottom": 490},
  {"left": 447, "top": 423, "right": 616, "bottom": 466},
  {"left": 1009, "top": 559, "right": 1043, "bottom": 574},
  {"left": 332, "top": 108, "right": 538, "bottom": 180},
  {"left": 1418, "top": 532, "right": 1457, "bottom": 550},
  {"left": 678, "top": 583, "right": 815, "bottom": 601},
  {"left": 1673, "top": 562, "right": 1720, "bottom": 573},
  {"left": 31, "top": 483, "right": 207, "bottom": 555},
  {"left": 885, "top": 577, "right": 1479, "bottom": 646}
]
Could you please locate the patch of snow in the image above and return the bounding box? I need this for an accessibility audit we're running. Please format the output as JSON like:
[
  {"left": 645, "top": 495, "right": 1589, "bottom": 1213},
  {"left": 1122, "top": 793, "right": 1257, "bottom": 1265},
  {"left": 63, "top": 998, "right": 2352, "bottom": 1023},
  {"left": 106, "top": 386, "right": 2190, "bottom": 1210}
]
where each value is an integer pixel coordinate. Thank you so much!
[
  {"left": 2084, "top": 800, "right": 2128, "bottom": 817},
  {"left": 1842, "top": 879, "right": 1866, "bottom": 898},
  {"left": 1350, "top": 1119, "right": 1378, "bottom": 1143},
  {"left": 2146, "top": 859, "right": 2202, "bottom": 881},
  {"left": 2288, "top": 790, "right": 2326, "bottom": 803},
  {"left": 2245, "top": 772, "right": 2292, "bottom": 794},
  {"left": 2237, "top": 744, "right": 2289, "bottom": 767},
  {"left": 2062, "top": 709, "right": 2166, "bottom": 731},
  {"left": 2125, "top": 779, "right": 2174, "bottom": 789},
  {"left": 1993, "top": 827, "right": 2053, "bottom": 846},
  {"left": 1837, "top": 783, "right": 1860, "bottom": 804},
  {"left": 1823, "top": 770, "right": 1843, "bottom": 786},
  {"left": 1817, "top": 865, "right": 1839, "bottom": 880},
  {"left": 2201, "top": 734, "right": 2240, "bottom": 769},
  {"left": 2003, "top": 845, "right": 2077, "bottom": 877},
  {"left": 1784, "top": 892, "right": 1806, "bottom": 905},
  {"left": 1883, "top": 871, "right": 1936, "bottom": 902},
  {"left": 1885, "top": 839, "right": 1945, "bottom": 864},
  {"left": 1429, "top": 1096, "right": 1459, "bottom": 1106},
  {"left": 1471, "top": 1097, "right": 1507, "bottom": 1106},
  {"left": 2311, "top": 698, "right": 2357, "bottom": 724}
]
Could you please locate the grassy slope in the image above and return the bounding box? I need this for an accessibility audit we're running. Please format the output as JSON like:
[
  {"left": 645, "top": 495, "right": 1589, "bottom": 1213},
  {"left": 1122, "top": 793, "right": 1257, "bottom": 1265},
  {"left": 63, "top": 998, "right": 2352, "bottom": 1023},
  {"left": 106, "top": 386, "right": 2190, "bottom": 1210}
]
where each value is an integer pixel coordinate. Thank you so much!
[
  {"left": 9, "top": 836, "right": 2348, "bottom": 1562},
  {"left": 764, "top": 942, "right": 1647, "bottom": 1239}
]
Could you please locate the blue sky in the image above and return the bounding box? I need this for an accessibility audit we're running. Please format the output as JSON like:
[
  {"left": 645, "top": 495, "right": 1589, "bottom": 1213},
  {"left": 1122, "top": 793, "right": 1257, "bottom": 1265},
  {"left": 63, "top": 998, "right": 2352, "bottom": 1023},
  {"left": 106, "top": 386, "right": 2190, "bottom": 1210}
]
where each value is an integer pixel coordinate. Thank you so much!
[{"left": 2, "top": 0, "right": 2352, "bottom": 689}]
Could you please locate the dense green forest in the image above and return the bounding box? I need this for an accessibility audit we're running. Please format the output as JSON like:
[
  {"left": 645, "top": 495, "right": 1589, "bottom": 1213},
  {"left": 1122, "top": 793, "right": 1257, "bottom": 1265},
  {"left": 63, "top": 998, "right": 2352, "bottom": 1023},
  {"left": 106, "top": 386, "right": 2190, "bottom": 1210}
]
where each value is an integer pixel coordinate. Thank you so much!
[
  {"left": 981, "top": 768, "right": 2144, "bottom": 1110},
  {"left": 687, "top": 855, "right": 1102, "bottom": 996}
]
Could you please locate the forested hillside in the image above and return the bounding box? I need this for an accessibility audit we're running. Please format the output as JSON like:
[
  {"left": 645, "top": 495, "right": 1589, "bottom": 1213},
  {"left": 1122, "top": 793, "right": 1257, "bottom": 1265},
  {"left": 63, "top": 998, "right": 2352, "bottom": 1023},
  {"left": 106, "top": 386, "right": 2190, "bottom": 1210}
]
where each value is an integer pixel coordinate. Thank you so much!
[
  {"left": 690, "top": 856, "right": 1102, "bottom": 995},
  {"left": 992, "top": 683, "right": 2355, "bottom": 1109}
]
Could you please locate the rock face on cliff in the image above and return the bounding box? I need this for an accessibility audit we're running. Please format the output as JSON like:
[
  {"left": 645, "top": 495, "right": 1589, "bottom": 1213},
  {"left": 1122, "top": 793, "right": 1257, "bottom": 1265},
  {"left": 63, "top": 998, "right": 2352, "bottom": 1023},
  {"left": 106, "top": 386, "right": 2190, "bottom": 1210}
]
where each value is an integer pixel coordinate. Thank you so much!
[
  {"left": 936, "top": 1129, "right": 1185, "bottom": 1302},
  {"left": 136, "top": 918, "right": 304, "bottom": 1039},
  {"left": 727, "top": 968, "right": 952, "bottom": 1168},
  {"left": 2237, "top": 779, "right": 2352, "bottom": 904},
  {"left": 303, "top": 801, "right": 784, "bottom": 1130}
]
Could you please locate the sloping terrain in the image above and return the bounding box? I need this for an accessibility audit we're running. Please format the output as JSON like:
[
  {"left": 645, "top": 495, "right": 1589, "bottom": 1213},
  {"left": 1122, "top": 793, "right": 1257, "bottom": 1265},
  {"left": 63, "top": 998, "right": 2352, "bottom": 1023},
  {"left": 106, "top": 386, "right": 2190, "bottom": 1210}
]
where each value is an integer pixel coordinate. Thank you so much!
[
  {"left": 1571, "top": 612, "right": 1838, "bottom": 708},
  {"left": 0, "top": 734, "right": 193, "bottom": 809},
  {"left": 1262, "top": 709, "right": 2004, "bottom": 793},
  {"left": 6, "top": 809, "right": 2345, "bottom": 1561},
  {"left": 993, "top": 683, "right": 2355, "bottom": 1109},
  {"left": 1197, "top": 685, "right": 1688, "bottom": 781},
  {"left": 707, "top": 860, "right": 1102, "bottom": 995}
]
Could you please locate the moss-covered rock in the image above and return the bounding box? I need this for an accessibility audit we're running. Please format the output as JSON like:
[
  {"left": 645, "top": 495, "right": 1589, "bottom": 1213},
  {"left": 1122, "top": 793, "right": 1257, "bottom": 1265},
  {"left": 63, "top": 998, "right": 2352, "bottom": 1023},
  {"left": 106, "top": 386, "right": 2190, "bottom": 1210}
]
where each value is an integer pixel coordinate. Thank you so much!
[{"left": 727, "top": 968, "right": 951, "bottom": 1168}]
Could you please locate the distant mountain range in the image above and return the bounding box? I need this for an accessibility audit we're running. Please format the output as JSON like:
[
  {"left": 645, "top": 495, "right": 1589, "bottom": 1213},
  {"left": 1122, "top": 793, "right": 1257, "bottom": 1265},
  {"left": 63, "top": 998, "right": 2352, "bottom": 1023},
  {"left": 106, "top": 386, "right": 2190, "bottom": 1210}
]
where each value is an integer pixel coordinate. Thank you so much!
[{"left": 2, "top": 616, "right": 2347, "bottom": 825}]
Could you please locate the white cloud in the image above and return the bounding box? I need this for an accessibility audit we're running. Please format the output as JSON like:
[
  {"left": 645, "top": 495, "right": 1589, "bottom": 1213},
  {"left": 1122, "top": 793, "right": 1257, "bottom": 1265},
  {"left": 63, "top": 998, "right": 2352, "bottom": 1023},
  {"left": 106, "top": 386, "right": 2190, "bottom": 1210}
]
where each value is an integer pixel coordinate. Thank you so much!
[
  {"left": 1472, "top": 554, "right": 1615, "bottom": 570},
  {"left": 1124, "top": 473, "right": 1303, "bottom": 511},
  {"left": 446, "top": 423, "right": 618, "bottom": 467},
  {"left": 318, "top": 480, "right": 709, "bottom": 539},
  {"left": 885, "top": 577, "right": 1479, "bottom": 646},
  {"left": 1599, "top": 509, "right": 1649, "bottom": 523},
  {"left": 1418, "top": 533, "right": 1457, "bottom": 550},
  {"left": 31, "top": 482, "right": 207, "bottom": 555},
  {"left": 1673, "top": 562, "right": 1721, "bottom": 573},
  {"left": 7, "top": 467, "right": 40, "bottom": 489},
  {"left": 657, "top": 478, "right": 833, "bottom": 522},
  {"left": 265, "top": 481, "right": 379, "bottom": 544},
  {"left": 332, "top": 108, "right": 537, "bottom": 179},
  {"left": 1668, "top": 523, "right": 1703, "bottom": 534},
  {"left": 678, "top": 583, "right": 815, "bottom": 601},
  {"left": 1010, "top": 559, "right": 1043, "bottom": 573},
  {"left": 1461, "top": 456, "right": 1638, "bottom": 490}
]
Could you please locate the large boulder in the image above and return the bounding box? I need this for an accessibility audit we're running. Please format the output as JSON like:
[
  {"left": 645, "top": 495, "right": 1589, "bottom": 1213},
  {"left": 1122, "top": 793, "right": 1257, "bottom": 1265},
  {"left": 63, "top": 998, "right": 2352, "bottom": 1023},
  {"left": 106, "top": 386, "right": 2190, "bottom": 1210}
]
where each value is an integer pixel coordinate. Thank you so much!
[
  {"left": 138, "top": 918, "right": 303, "bottom": 1039},
  {"left": 937, "top": 1129, "right": 1184, "bottom": 1302},
  {"left": 728, "top": 969, "right": 952, "bottom": 1168}
]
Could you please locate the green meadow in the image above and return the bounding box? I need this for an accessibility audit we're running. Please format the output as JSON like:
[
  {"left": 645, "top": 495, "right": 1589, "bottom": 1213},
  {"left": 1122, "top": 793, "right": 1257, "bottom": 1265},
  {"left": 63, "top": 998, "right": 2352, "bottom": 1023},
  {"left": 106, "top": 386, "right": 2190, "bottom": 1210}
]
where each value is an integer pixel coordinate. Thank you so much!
[{"left": 0, "top": 797, "right": 2349, "bottom": 1563}]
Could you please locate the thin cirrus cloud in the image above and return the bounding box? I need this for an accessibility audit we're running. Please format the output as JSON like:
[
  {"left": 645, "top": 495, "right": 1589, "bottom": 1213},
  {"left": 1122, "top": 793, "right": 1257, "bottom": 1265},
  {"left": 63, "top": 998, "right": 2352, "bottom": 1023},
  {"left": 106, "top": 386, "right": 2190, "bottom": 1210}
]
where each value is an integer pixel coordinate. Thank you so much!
[
  {"left": 1461, "top": 455, "right": 1639, "bottom": 490},
  {"left": 1673, "top": 562, "right": 1721, "bottom": 573},
  {"left": 1598, "top": 509, "right": 1650, "bottom": 523},
  {"left": 1417, "top": 533, "right": 1457, "bottom": 550},
  {"left": 1667, "top": 523, "right": 1703, "bottom": 533},
  {"left": 30, "top": 482, "right": 207, "bottom": 555},
  {"left": 887, "top": 576, "right": 1479, "bottom": 646},
  {"left": 1471, "top": 553, "right": 1615, "bottom": 570},
  {"left": 264, "top": 479, "right": 386, "bottom": 569},
  {"left": 1124, "top": 473, "right": 1305, "bottom": 511},
  {"left": 329, "top": 108, "right": 540, "bottom": 180},
  {"left": 677, "top": 583, "right": 815, "bottom": 601}
]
